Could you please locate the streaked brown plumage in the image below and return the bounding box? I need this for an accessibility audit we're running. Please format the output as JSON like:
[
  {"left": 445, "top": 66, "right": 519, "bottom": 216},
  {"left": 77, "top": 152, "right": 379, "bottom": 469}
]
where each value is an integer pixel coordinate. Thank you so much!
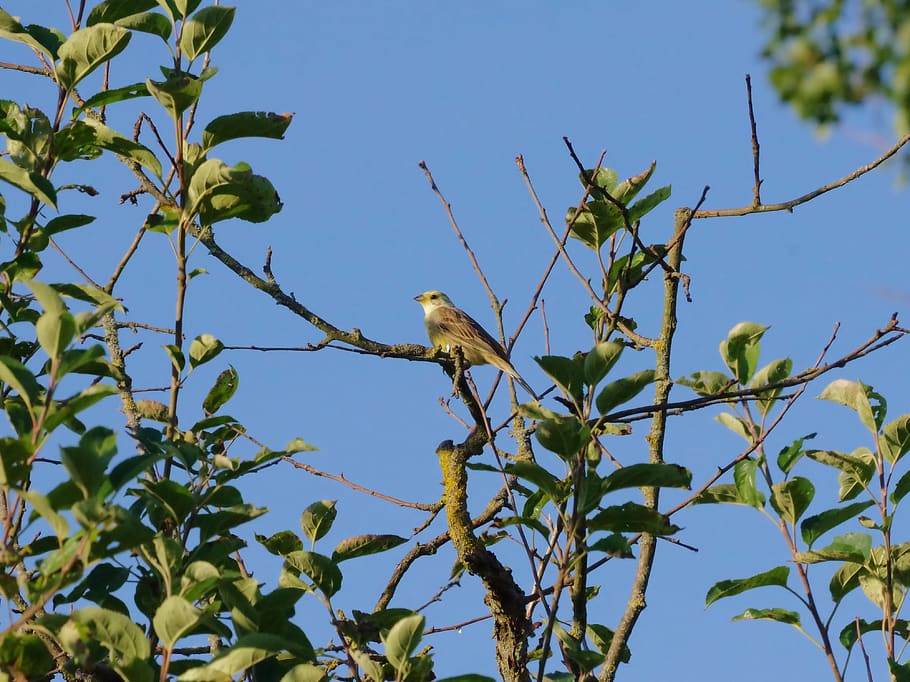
[{"left": 414, "top": 290, "right": 535, "bottom": 397}]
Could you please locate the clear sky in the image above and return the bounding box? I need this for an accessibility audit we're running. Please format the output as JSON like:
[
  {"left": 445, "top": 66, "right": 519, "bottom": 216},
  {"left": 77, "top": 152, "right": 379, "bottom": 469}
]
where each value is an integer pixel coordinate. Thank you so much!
[{"left": 2, "top": 2, "right": 909, "bottom": 680}]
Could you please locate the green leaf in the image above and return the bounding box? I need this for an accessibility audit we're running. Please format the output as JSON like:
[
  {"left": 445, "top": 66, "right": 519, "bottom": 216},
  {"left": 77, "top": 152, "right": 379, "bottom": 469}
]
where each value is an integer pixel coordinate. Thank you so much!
[
  {"left": 56, "top": 24, "right": 131, "bottom": 90},
  {"left": 795, "top": 532, "right": 872, "bottom": 564},
  {"left": 749, "top": 358, "right": 792, "bottom": 415},
  {"left": 28, "top": 281, "right": 74, "bottom": 358},
  {"left": 0, "top": 10, "right": 58, "bottom": 57},
  {"left": 806, "top": 448, "right": 876, "bottom": 501},
  {"left": 588, "top": 533, "right": 633, "bottom": 558},
  {"left": 60, "top": 429, "right": 117, "bottom": 499},
  {"left": 839, "top": 619, "right": 910, "bottom": 651},
  {"left": 279, "top": 664, "right": 328, "bottom": 682},
  {"left": 382, "top": 613, "right": 425, "bottom": 670},
  {"left": 719, "top": 322, "right": 768, "bottom": 385},
  {"left": 192, "top": 504, "right": 267, "bottom": 541},
  {"left": 0, "top": 632, "right": 55, "bottom": 679},
  {"left": 567, "top": 200, "right": 624, "bottom": 251},
  {"left": 202, "top": 367, "right": 238, "bottom": 415},
  {"left": 28, "top": 280, "right": 65, "bottom": 316},
  {"left": 675, "top": 370, "right": 733, "bottom": 397},
  {"left": 595, "top": 369, "right": 656, "bottom": 415},
  {"left": 583, "top": 341, "right": 624, "bottom": 387},
  {"left": 45, "top": 383, "right": 117, "bottom": 432},
  {"left": 587, "top": 623, "right": 630, "bottom": 663},
  {"left": 611, "top": 161, "right": 656, "bottom": 204},
  {"left": 692, "top": 483, "right": 749, "bottom": 505},
  {"left": 0, "top": 355, "right": 42, "bottom": 411},
  {"left": 141, "top": 479, "right": 196, "bottom": 523},
  {"left": 818, "top": 379, "right": 883, "bottom": 433},
  {"left": 606, "top": 249, "right": 664, "bottom": 293},
  {"left": 153, "top": 596, "right": 203, "bottom": 649},
  {"left": 0, "top": 439, "right": 31, "bottom": 486},
  {"left": 332, "top": 534, "right": 407, "bottom": 562},
  {"left": 178, "top": 633, "right": 302, "bottom": 680},
  {"left": 186, "top": 158, "right": 282, "bottom": 224},
  {"left": 777, "top": 433, "right": 816, "bottom": 474},
  {"left": 202, "top": 111, "right": 293, "bottom": 150},
  {"left": 535, "top": 416, "right": 585, "bottom": 460},
  {"left": 35, "top": 306, "right": 75, "bottom": 360},
  {"left": 155, "top": 0, "right": 203, "bottom": 22},
  {"left": 163, "top": 344, "right": 185, "bottom": 373},
  {"left": 714, "top": 412, "right": 754, "bottom": 443},
  {"left": 21, "top": 490, "right": 69, "bottom": 538},
  {"left": 135, "top": 399, "right": 169, "bottom": 423},
  {"left": 705, "top": 565, "right": 789, "bottom": 607},
  {"left": 285, "top": 438, "right": 317, "bottom": 454},
  {"left": 733, "top": 459, "right": 765, "bottom": 509},
  {"left": 351, "top": 649, "right": 385, "bottom": 682},
  {"left": 284, "top": 551, "right": 342, "bottom": 597},
  {"left": 627, "top": 185, "right": 671, "bottom": 223},
  {"left": 732, "top": 607, "right": 800, "bottom": 626},
  {"left": 76, "top": 82, "right": 151, "bottom": 113},
  {"left": 87, "top": 0, "right": 159, "bottom": 24},
  {"left": 256, "top": 530, "right": 303, "bottom": 556},
  {"left": 70, "top": 607, "right": 151, "bottom": 659},
  {"left": 180, "top": 6, "right": 235, "bottom": 61},
  {"left": 800, "top": 500, "right": 875, "bottom": 547},
  {"left": 770, "top": 476, "right": 814, "bottom": 524},
  {"left": 892, "top": 468, "right": 910, "bottom": 504},
  {"left": 504, "top": 461, "right": 565, "bottom": 501},
  {"left": 86, "top": 117, "right": 162, "bottom": 176},
  {"left": 830, "top": 561, "right": 864, "bottom": 602},
  {"left": 189, "top": 333, "right": 223, "bottom": 368},
  {"left": 146, "top": 72, "right": 203, "bottom": 118},
  {"left": 882, "top": 414, "right": 910, "bottom": 464},
  {"left": 45, "top": 214, "right": 95, "bottom": 236},
  {"left": 601, "top": 463, "right": 691, "bottom": 494},
  {"left": 0, "top": 158, "right": 57, "bottom": 208},
  {"left": 115, "top": 11, "right": 172, "bottom": 41},
  {"left": 300, "top": 500, "right": 336, "bottom": 544},
  {"left": 589, "top": 502, "right": 679, "bottom": 535},
  {"left": 579, "top": 166, "right": 618, "bottom": 196},
  {"left": 534, "top": 354, "right": 585, "bottom": 401},
  {"left": 890, "top": 659, "right": 910, "bottom": 682}
]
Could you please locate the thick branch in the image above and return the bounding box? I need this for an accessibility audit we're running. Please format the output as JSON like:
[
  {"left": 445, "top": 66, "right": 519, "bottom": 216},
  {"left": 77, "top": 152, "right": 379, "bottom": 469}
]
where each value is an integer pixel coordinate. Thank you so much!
[
  {"left": 600, "top": 206, "right": 688, "bottom": 681},
  {"left": 436, "top": 440, "right": 530, "bottom": 682}
]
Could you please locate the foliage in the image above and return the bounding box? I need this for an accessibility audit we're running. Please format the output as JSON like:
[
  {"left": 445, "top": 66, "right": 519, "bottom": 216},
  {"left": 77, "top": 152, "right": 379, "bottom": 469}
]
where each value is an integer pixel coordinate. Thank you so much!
[
  {"left": 757, "top": 0, "right": 910, "bottom": 134},
  {"left": 0, "top": 3, "right": 906, "bottom": 682}
]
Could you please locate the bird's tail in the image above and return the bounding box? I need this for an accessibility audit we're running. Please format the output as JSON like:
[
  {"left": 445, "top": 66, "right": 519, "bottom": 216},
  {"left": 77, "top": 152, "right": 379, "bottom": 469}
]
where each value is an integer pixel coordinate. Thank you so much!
[{"left": 503, "top": 364, "right": 537, "bottom": 400}]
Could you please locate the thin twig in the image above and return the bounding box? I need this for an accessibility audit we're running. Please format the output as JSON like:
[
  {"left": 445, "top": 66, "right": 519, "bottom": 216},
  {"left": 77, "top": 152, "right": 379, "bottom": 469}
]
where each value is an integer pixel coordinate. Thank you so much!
[
  {"left": 49, "top": 238, "right": 102, "bottom": 288},
  {"left": 517, "top": 153, "right": 653, "bottom": 348},
  {"left": 281, "top": 457, "right": 438, "bottom": 511},
  {"left": 745, "top": 74, "right": 762, "bottom": 207},
  {"left": 694, "top": 132, "right": 910, "bottom": 218},
  {"left": 418, "top": 160, "right": 496, "bottom": 308}
]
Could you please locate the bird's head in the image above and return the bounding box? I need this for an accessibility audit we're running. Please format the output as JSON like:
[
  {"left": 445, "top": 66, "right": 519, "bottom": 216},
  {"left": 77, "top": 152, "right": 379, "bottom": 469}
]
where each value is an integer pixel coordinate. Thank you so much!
[{"left": 414, "top": 290, "right": 454, "bottom": 313}]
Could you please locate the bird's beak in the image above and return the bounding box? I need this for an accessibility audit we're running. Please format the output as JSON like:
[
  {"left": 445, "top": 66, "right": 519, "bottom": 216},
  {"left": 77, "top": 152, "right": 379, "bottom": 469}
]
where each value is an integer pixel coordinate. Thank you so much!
[{"left": 413, "top": 294, "right": 422, "bottom": 302}]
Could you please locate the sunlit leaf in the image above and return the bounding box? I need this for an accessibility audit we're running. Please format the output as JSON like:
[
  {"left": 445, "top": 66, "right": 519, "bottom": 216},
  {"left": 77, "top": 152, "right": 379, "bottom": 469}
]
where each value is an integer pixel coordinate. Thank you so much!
[
  {"left": 800, "top": 500, "right": 875, "bottom": 547},
  {"left": 56, "top": 24, "right": 131, "bottom": 90},
  {"left": 705, "top": 565, "right": 789, "bottom": 607},
  {"left": 719, "top": 322, "right": 767, "bottom": 385},
  {"left": 300, "top": 500, "right": 336, "bottom": 544},
  {"left": 332, "top": 534, "right": 407, "bottom": 562}
]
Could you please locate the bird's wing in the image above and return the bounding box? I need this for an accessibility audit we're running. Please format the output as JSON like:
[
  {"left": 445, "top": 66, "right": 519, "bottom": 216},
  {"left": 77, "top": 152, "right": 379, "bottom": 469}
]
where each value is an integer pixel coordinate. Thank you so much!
[{"left": 432, "top": 306, "right": 509, "bottom": 361}]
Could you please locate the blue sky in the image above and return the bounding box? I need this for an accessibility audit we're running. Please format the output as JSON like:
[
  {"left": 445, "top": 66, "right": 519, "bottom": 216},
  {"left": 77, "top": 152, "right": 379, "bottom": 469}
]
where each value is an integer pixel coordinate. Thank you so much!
[{"left": 3, "top": 2, "right": 909, "bottom": 680}]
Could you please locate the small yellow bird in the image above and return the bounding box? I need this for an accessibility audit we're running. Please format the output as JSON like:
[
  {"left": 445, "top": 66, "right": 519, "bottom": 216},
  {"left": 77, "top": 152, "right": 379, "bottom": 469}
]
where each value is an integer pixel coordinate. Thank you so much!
[{"left": 414, "top": 290, "right": 536, "bottom": 397}]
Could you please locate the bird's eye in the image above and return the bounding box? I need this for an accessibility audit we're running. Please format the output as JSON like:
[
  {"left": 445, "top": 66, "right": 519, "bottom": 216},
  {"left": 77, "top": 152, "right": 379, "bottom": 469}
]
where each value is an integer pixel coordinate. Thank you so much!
[{"left": 430, "top": 294, "right": 438, "bottom": 299}]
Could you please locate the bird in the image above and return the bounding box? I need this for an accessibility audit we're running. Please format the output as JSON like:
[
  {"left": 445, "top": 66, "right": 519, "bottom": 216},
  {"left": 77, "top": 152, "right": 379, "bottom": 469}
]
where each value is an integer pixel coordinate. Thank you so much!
[{"left": 414, "top": 290, "right": 536, "bottom": 398}]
